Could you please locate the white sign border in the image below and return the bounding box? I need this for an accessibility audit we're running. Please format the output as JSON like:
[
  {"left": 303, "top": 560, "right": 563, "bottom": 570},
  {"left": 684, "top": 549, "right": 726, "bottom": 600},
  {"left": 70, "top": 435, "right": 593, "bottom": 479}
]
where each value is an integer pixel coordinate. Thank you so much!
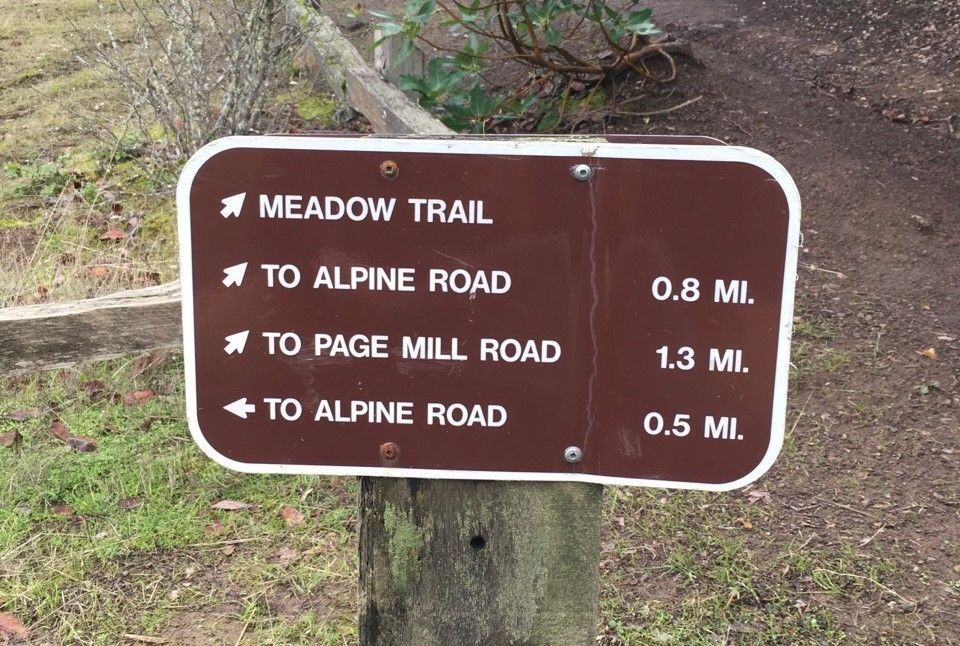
[{"left": 176, "top": 135, "right": 801, "bottom": 491}]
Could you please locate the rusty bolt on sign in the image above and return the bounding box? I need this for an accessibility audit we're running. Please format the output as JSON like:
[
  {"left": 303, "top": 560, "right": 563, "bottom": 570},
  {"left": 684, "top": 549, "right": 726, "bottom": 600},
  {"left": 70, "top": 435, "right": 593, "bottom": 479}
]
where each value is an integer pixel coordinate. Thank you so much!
[
  {"left": 379, "top": 442, "right": 400, "bottom": 461},
  {"left": 379, "top": 160, "right": 399, "bottom": 180}
]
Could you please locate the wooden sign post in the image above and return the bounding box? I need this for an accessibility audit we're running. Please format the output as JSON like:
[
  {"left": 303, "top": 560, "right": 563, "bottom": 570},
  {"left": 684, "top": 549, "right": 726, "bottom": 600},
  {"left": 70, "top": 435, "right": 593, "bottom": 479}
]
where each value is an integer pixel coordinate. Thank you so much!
[
  {"left": 359, "top": 479, "right": 602, "bottom": 644},
  {"left": 176, "top": 135, "right": 800, "bottom": 643}
]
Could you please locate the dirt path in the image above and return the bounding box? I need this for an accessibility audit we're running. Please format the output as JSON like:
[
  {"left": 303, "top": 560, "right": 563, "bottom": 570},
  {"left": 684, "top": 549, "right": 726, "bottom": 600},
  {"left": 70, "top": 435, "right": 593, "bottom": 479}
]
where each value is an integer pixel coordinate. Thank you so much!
[{"left": 604, "top": 0, "right": 960, "bottom": 640}]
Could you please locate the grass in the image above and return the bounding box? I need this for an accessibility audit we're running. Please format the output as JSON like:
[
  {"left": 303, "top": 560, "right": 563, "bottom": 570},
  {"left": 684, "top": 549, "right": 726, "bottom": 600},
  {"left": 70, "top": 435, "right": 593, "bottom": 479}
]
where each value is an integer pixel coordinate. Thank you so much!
[
  {"left": 2, "top": 355, "right": 912, "bottom": 644},
  {"left": 0, "top": 146, "right": 182, "bottom": 306},
  {"left": 0, "top": 357, "right": 357, "bottom": 643},
  {"left": 0, "top": 0, "right": 340, "bottom": 307},
  {"left": 597, "top": 488, "right": 904, "bottom": 644},
  {"left": 790, "top": 314, "right": 852, "bottom": 382},
  {"left": 0, "top": 0, "right": 348, "bottom": 641},
  {"left": 0, "top": 0, "right": 175, "bottom": 306}
]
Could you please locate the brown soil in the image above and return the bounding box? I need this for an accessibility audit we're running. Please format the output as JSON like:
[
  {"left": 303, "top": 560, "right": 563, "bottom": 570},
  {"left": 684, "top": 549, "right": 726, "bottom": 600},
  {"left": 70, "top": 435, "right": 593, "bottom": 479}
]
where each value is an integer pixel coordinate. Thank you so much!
[{"left": 599, "top": 0, "right": 960, "bottom": 640}]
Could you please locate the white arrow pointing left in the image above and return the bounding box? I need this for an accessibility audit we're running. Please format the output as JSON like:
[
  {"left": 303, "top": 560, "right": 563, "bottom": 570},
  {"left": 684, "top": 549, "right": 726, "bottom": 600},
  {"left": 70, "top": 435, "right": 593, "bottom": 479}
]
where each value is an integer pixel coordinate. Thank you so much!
[
  {"left": 224, "top": 330, "right": 250, "bottom": 355},
  {"left": 222, "top": 262, "right": 248, "bottom": 287},
  {"left": 224, "top": 398, "right": 256, "bottom": 419},
  {"left": 220, "top": 192, "right": 246, "bottom": 218}
]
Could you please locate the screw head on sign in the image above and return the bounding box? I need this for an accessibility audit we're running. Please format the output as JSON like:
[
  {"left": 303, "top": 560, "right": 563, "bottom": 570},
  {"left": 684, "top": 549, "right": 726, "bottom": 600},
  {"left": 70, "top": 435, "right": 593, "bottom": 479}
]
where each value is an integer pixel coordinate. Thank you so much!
[
  {"left": 380, "top": 160, "right": 399, "bottom": 180},
  {"left": 564, "top": 446, "right": 583, "bottom": 463},
  {"left": 380, "top": 442, "right": 400, "bottom": 461},
  {"left": 570, "top": 164, "right": 593, "bottom": 182}
]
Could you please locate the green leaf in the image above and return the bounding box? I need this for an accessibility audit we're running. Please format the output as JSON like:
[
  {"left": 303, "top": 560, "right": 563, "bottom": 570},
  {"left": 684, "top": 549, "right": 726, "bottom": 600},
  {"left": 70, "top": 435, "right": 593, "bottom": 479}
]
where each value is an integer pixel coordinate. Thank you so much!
[
  {"left": 439, "top": 112, "right": 472, "bottom": 130},
  {"left": 405, "top": 0, "right": 436, "bottom": 20},
  {"left": 468, "top": 84, "right": 488, "bottom": 116},
  {"left": 442, "top": 102, "right": 474, "bottom": 120},
  {"left": 398, "top": 75, "right": 430, "bottom": 94},
  {"left": 459, "top": 0, "right": 480, "bottom": 23},
  {"left": 623, "top": 9, "right": 659, "bottom": 35},
  {"left": 393, "top": 38, "right": 415, "bottom": 65},
  {"left": 467, "top": 84, "right": 499, "bottom": 117},
  {"left": 425, "top": 57, "right": 464, "bottom": 94},
  {"left": 373, "top": 22, "right": 404, "bottom": 39},
  {"left": 453, "top": 34, "right": 488, "bottom": 73},
  {"left": 537, "top": 106, "right": 561, "bottom": 132},
  {"left": 544, "top": 26, "right": 562, "bottom": 46},
  {"left": 625, "top": 22, "right": 660, "bottom": 36}
]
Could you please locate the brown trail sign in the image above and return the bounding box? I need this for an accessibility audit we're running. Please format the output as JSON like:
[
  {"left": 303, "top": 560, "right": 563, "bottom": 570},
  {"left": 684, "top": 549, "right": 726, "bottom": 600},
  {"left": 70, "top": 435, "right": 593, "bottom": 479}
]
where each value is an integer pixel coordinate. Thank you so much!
[
  {"left": 177, "top": 135, "right": 800, "bottom": 491},
  {"left": 179, "top": 134, "right": 800, "bottom": 644}
]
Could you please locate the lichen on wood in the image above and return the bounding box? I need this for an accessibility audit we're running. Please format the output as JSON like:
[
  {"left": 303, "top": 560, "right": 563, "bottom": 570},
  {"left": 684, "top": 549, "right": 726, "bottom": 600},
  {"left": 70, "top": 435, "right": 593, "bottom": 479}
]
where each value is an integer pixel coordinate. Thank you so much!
[
  {"left": 359, "top": 478, "right": 603, "bottom": 645},
  {"left": 383, "top": 502, "right": 427, "bottom": 594}
]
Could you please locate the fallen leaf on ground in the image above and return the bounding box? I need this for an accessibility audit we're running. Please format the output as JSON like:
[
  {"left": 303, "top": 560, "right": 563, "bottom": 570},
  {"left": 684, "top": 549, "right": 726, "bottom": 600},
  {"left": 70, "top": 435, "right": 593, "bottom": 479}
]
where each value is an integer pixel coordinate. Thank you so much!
[
  {"left": 119, "top": 497, "right": 140, "bottom": 510},
  {"left": 50, "top": 420, "right": 98, "bottom": 453},
  {"left": 737, "top": 517, "right": 753, "bottom": 529},
  {"left": 746, "top": 489, "right": 771, "bottom": 504},
  {"left": 204, "top": 519, "right": 226, "bottom": 534},
  {"left": 4, "top": 408, "right": 41, "bottom": 422},
  {"left": 81, "top": 380, "right": 106, "bottom": 397},
  {"left": 67, "top": 434, "right": 97, "bottom": 452},
  {"left": 52, "top": 503, "right": 74, "bottom": 517},
  {"left": 122, "top": 389, "right": 154, "bottom": 406},
  {"left": 211, "top": 500, "right": 254, "bottom": 511},
  {"left": 50, "top": 420, "right": 70, "bottom": 442},
  {"left": 280, "top": 505, "right": 305, "bottom": 526},
  {"left": 0, "top": 611, "right": 30, "bottom": 639},
  {"left": 136, "top": 270, "right": 162, "bottom": 286},
  {"left": 0, "top": 430, "right": 20, "bottom": 448},
  {"left": 130, "top": 352, "right": 168, "bottom": 377},
  {"left": 99, "top": 227, "right": 127, "bottom": 241},
  {"left": 917, "top": 347, "right": 937, "bottom": 360},
  {"left": 277, "top": 546, "right": 299, "bottom": 564}
]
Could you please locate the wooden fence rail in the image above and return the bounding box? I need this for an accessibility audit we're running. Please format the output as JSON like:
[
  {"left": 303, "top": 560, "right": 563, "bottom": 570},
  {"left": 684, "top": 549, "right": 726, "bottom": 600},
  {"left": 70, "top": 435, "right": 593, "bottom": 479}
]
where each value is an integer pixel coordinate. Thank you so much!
[{"left": 0, "top": 282, "right": 182, "bottom": 376}]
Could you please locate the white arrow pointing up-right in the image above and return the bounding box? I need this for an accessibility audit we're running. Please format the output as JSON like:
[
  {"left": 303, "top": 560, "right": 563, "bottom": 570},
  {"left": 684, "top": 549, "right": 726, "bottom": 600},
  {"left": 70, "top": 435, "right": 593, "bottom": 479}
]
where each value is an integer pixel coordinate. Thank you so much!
[
  {"left": 222, "top": 262, "right": 248, "bottom": 287},
  {"left": 224, "top": 398, "right": 256, "bottom": 419},
  {"left": 220, "top": 192, "right": 246, "bottom": 218},
  {"left": 224, "top": 330, "right": 250, "bottom": 355}
]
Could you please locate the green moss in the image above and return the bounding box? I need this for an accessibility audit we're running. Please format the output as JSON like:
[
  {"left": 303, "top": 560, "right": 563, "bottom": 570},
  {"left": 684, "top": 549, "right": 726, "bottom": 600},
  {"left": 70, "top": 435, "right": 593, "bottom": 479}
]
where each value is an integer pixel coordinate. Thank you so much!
[
  {"left": 276, "top": 86, "right": 340, "bottom": 126},
  {"left": 297, "top": 95, "right": 339, "bottom": 123},
  {"left": 383, "top": 502, "right": 425, "bottom": 594},
  {"left": 0, "top": 217, "right": 33, "bottom": 229},
  {"left": 60, "top": 148, "right": 102, "bottom": 177},
  {"left": 145, "top": 123, "right": 168, "bottom": 143}
]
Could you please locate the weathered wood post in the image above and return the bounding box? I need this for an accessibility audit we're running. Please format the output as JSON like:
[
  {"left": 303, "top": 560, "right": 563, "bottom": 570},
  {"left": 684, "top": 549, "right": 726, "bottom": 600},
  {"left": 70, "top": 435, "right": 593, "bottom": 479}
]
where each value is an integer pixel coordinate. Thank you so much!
[{"left": 359, "top": 479, "right": 603, "bottom": 645}]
